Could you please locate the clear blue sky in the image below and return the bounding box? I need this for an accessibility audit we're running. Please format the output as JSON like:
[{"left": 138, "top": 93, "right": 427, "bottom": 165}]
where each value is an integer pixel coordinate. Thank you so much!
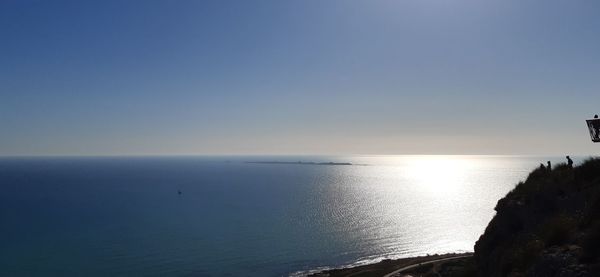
[{"left": 2, "top": 0, "right": 599, "bottom": 155}]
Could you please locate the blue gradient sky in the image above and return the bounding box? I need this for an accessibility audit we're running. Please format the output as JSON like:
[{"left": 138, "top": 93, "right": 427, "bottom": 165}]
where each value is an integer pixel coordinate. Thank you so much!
[{"left": 2, "top": 0, "right": 599, "bottom": 155}]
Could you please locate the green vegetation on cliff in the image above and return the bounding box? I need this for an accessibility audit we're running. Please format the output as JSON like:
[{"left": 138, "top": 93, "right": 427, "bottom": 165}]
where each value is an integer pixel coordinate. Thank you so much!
[{"left": 474, "top": 158, "right": 600, "bottom": 277}]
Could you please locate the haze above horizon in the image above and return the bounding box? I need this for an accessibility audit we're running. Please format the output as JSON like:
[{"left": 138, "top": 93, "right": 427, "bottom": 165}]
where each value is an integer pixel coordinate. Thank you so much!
[{"left": 2, "top": 0, "right": 599, "bottom": 156}]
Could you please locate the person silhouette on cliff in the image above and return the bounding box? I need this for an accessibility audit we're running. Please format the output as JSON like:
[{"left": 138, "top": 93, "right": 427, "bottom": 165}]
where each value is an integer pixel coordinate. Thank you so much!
[
  {"left": 547, "top": 161, "right": 552, "bottom": 171},
  {"left": 566, "top": 156, "right": 573, "bottom": 168}
]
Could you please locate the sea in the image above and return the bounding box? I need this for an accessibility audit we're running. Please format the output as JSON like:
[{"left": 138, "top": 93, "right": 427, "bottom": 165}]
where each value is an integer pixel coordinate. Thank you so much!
[{"left": 0, "top": 155, "right": 585, "bottom": 276}]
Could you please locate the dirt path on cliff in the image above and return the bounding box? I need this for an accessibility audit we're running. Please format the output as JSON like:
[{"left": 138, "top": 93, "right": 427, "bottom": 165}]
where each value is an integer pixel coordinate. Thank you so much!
[{"left": 382, "top": 253, "right": 473, "bottom": 277}]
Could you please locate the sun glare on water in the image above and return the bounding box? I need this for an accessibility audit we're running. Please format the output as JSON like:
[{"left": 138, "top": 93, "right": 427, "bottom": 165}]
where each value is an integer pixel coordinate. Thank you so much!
[{"left": 402, "top": 156, "right": 476, "bottom": 194}]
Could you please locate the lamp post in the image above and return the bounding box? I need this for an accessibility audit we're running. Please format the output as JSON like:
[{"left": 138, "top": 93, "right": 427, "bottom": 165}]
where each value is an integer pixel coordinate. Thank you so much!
[{"left": 586, "top": 115, "right": 600, "bottom": 143}]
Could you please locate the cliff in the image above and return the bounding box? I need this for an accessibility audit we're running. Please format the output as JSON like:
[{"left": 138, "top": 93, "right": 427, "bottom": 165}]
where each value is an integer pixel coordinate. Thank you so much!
[{"left": 474, "top": 158, "right": 600, "bottom": 276}]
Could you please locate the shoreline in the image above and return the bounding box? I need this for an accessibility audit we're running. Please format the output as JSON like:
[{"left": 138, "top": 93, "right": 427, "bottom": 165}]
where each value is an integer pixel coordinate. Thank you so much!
[{"left": 304, "top": 253, "right": 473, "bottom": 277}]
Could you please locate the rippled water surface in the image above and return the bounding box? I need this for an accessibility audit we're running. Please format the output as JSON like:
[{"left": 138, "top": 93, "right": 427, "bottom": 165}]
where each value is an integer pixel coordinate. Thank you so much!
[{"left": 0, "top": 155, "right": 577, "bottom": 276}]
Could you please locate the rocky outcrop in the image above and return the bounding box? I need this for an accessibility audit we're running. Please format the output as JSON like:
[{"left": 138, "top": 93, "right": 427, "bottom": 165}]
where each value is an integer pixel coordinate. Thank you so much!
[{"left": 474, "top": 159, "right": 600, "bottom": 276}]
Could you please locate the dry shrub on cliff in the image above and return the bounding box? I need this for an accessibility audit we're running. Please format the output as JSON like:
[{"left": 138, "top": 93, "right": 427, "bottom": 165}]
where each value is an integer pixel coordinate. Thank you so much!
[{"left": 540, "top": 214, "right": 577, "bottom": 246}]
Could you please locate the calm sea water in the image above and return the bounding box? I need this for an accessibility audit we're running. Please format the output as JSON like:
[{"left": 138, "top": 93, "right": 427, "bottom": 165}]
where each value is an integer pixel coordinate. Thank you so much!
[{"left": 0, "top": 155, "right": 580, "bottom": 276}]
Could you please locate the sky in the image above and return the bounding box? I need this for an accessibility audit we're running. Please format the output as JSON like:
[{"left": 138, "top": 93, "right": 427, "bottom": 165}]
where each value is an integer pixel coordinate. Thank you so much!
[{"left": 1, "top": 0, "right": 600, "bottom": 156}]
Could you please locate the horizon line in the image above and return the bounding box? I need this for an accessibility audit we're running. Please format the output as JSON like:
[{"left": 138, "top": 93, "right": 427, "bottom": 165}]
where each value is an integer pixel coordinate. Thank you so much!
[{"left": 0, "top": 153, "right": 595, "bottom": 158}]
